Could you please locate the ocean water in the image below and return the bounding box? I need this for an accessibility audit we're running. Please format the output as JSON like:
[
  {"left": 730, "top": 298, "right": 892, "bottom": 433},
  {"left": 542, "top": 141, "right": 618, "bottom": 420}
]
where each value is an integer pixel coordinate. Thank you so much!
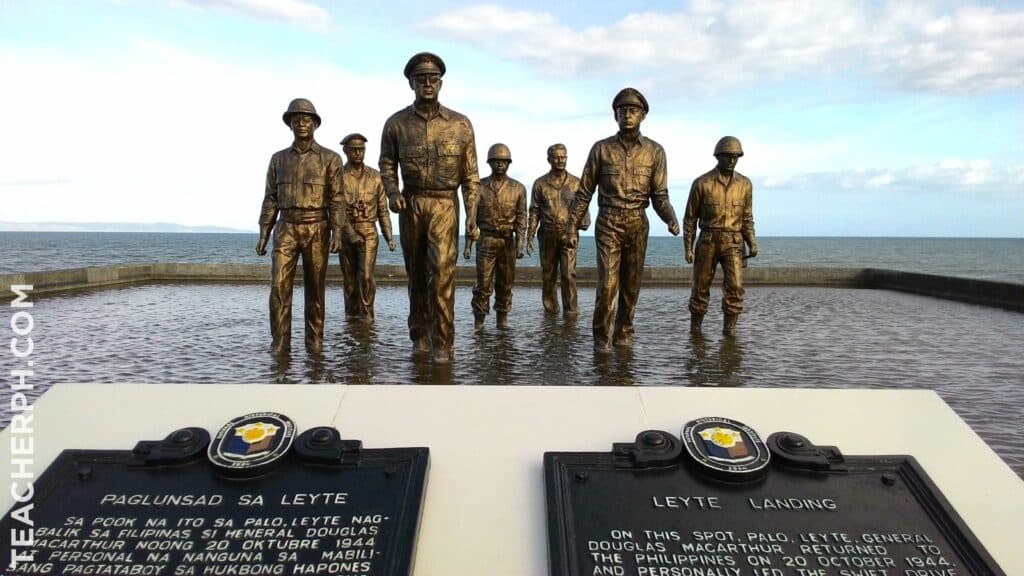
[{"left": 1, "top": 232, "right": 1022, "bottom": 282}]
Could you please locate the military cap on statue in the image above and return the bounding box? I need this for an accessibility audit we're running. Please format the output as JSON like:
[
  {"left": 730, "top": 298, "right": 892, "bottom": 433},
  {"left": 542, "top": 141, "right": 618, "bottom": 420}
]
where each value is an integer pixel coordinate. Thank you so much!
[
  {"left": 341, "top": 133, "right": 369, "bottom": 147},
  {"left": 403, "top": 52, "right": 446, "bottom": 79},
  {"left": 611, "top": 88, "right": 649, "bottom": 114}
]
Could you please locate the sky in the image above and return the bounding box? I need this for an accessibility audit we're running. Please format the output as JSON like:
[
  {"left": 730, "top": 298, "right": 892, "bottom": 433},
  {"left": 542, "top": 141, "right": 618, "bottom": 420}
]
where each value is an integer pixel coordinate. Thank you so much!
[{"left": 0, "top": 0, "right": 1021, "bottom": 237}]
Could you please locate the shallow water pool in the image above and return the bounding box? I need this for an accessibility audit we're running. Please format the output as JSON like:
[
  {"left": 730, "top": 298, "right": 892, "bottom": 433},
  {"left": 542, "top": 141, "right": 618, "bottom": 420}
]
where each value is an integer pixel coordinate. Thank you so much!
[{"left": 4, "top": 283, "right": 1022, "bottom": 476}]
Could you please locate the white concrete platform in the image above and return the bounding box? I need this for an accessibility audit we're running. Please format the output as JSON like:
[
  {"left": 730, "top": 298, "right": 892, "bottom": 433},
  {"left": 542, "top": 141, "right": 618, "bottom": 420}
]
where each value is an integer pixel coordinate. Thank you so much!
[{"left": 2, "top": 384, "right": 1022, "bottom": 574}]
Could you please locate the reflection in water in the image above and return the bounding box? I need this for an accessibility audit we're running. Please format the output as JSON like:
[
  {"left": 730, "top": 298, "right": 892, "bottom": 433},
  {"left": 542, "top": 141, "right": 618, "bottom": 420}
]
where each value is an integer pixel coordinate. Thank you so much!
[
  {"left": 269, "top": 354, "right": 292, "bottom": 383},
  {"left": 593, "top": 346, "right": 638, "bottom": 386},
  {"left": 15, "top": 283, "right": 1024, "bottom": 477},
  {"left": 411, "top": 357, "right": 454, "bottom": 386},
  {"left": 302, "top": 352, "right": 329, "bottom": 383},
  {"left": 686, "top": 334, "right": 745, "bottom": 387}
]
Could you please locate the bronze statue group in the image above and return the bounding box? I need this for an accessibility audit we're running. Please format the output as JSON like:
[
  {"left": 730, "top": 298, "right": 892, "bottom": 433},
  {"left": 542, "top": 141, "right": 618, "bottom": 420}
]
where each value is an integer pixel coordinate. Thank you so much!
[{"left": 259, "top": 52, "right": 757, "bottom": 364}]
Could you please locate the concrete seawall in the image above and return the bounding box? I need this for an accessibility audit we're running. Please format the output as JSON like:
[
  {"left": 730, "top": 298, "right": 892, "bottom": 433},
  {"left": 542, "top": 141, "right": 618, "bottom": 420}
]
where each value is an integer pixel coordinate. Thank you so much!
[{"left": 2, "top": 263, "right": 1020, "bottom": 311}]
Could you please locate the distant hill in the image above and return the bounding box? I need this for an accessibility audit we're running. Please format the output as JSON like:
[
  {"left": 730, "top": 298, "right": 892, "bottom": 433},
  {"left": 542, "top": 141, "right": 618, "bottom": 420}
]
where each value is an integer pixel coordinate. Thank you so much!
[{"left": 0, "top": 222, "right": 254, "bottom": 233}]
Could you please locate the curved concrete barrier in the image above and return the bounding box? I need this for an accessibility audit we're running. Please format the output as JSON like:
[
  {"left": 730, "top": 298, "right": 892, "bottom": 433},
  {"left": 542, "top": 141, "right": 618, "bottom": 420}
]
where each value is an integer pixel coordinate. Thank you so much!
[
  {"left": 1, "top": 263, "right": 1020, "bottom": 311},
  {"left": 862, "top": 268, "right": 1024, "bottom": 312}
]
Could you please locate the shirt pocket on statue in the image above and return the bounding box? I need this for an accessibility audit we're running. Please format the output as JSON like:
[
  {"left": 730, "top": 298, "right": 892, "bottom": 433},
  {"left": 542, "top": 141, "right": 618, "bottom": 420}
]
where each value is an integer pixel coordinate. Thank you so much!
[
  {"left": 633, "top": 165, "right": 653, "bottom": 191},
  {"left": 275, "top": 175, "right": 298, "bottom": 205},
  {"left": 701, "top": 199, "right": 720, "bottom": 221},
  {"left": 477, "top": 190, "right": 495, "bottom": 220},
  {"left": 301, "top": 176, "right": 326, "bottom": 205},
  {"left": 599, "top": 166, "right": 622, "bottom": 189},
  {"left": 398, "top": 145, "right": 426, "bottom": 182},
  {"left": 729, "top": 200, "right": 744, "bottom": 226},
  {"left": 435, "top": 140, "right": 462, "bottom": 186}
]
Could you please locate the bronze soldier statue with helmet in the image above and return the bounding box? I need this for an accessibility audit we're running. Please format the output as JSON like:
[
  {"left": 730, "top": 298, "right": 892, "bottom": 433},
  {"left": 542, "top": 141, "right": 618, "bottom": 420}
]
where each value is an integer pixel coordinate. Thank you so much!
[
  {"left": 257, "top": 98, "right": 351, "bottom": 355},
  {"left": 683, "top": 136, "right": 758, "bottom": 335},
  {"left": 467, "top": 143, "right": 528, "bottom": 330}
]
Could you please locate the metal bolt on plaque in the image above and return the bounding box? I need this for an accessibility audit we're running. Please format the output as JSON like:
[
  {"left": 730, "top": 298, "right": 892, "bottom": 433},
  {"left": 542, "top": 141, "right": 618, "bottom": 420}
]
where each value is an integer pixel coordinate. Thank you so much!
[
  {"left": 545, "top": 417, "right": 1005, "bottom": 576},
  {"left": 1, "top": 413, "right": 429, "bottom": 575}
]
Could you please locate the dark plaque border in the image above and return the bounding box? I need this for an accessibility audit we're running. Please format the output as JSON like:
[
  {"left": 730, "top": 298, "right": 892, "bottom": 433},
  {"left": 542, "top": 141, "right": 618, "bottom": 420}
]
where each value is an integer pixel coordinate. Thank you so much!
[
  {"left": 2, "top": 430, "right": 428, "bottom": 576},
  {"left": 545, "top": 430, "right": 1004, "bottom": 576}
]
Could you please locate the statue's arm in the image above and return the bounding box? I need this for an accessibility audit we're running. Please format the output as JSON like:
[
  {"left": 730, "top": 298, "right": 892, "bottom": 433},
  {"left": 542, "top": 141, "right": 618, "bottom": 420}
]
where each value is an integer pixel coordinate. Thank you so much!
[
  {"left": 682, "top": 179, "right": 702, "bottom": 251},
  {"left": 567, "top": 144, "right": 599, "bottom": 233},
  {"left": 379, "top": 120, "right": 403, "bottom": 212},
  {"left": 650, "top": 147, "right": 679, "bottom": 234},
  {"left": 460, "top": 119, "right": 481, "bottom": 235},
  {"left": 515, "top": 182, "right": 528, "bottom": 255},
  {"left": 257, "top": 158, "right": 278, "bottom": 255},
  {"left": 527, "top": 181, "right": 541, "bottom": 240},
  {"left": 742, "top": 179, "right": 757, "bottom": 255},
  {"left": 578, "top": 180, "right": 591, "bottom": 231},
  {"left": 329, "top": 155, "right": 356, "bottom": 247},
  {"left": 375, "top": 176, "right": 394, "bottom": 243}
]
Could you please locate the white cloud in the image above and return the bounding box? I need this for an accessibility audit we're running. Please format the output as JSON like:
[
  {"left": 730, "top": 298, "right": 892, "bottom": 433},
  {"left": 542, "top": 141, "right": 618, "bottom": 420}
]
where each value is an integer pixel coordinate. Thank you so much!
[
  {"left": 422, "top": 1, "right": 1024, "bottom": 95},
  {"left": 170, "top": 0, "right": 330, "bottom": 30},
  {"left": 759, "top": 159, "right": 1024, "bottom": 200},
  {"left": 0, "top": 40, "right": 686, "bottom": 232},
  {"left": 0, "top": 43, "right": 404, "bottom": 230}
]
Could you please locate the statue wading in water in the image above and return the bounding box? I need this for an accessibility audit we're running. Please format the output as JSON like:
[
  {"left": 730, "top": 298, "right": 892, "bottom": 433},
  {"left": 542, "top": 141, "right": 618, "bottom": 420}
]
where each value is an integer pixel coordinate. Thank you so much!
[
  {"left": 379, "top": 52, "right": 481, "bottom": 364},
  {"left": 467, "top": 143, "right": 527, "bottom": 331},
  {"left": 338, "top": 133, "right": 396, "bottom": 321},
  {"left": 566, "top": 88, "right": 681, "bottom": 353},
  {"left": 683, "top": 136, "right": 758, "bottom": 335},
  {"left": 257, "top": 98, "right": 351, "bottom": 356},
  {"left": 527, "top": 144, "right": 590, "bottom": 317}
]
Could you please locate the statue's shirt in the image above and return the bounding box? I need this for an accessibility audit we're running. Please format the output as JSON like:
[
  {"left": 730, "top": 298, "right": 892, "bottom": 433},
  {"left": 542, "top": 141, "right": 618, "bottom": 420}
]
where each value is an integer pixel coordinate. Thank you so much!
[
  {"left": 260, "top": 141, "right": 344, "bottom": 228},
  {"left": 378, "top": 104, "right": 480, "bottom": 201},
  {"left": 342, "top": 164, "right": 393, "bottom": 239},
  {"left": 529, "top": 171, "right": 589, "bottom": 233},
  {"left": 477, "top": 176, "right": 527, "bottom": 235},
  {"left": 683, "top": 169, "right": 755, "bottom": 239},
  {"left": 568, "top": 133, "right": 670, "bottom": 228}
]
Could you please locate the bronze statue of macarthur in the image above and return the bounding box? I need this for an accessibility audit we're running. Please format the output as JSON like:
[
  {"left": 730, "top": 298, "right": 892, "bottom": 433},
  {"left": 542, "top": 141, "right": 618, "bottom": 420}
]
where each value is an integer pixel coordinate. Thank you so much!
[
  {"left": 566, "top": 88, "right": 680, "bottom": 353},
  {"left": 526, "top": 144, "right": 590, "bottom": 316},
  {"left": 379, "top": 52, "right": 480, "bottom": 364},
  {"left": 257, "top": 98, "right": 350, "bottom": 355},
  {"left": 683, "top": 136, "right": 758, "bottom": 335},
  {"left": 468, "top": 143, "right": 527, "bottom": 330},
  {"left": 338, "top": 133, "right": 396, "bottom": 321}
]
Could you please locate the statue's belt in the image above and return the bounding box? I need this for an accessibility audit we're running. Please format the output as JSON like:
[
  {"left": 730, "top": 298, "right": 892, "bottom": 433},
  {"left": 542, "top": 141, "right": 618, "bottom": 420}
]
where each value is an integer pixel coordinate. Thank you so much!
[
  {"left": 480, "top": 227, "right": 517, "bottom": 237},
  {"left": 279, "top": 208, "right": 328, "bottom": 223},
  {"left": 599, "top": 205, "right": 646, "bottom": 217},
  {"left": 403, "top": 187, "right": 456, "bottom": 199}
]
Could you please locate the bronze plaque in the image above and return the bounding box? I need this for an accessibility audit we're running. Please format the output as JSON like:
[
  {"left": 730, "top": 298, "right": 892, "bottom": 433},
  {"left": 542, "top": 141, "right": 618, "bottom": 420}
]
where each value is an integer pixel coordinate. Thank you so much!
[
  {"left": 1, "top": 416, "right": 428, "bottom": 576},
  {"left": 545, "top": 420, "right": 1004, "bottom": 576}
]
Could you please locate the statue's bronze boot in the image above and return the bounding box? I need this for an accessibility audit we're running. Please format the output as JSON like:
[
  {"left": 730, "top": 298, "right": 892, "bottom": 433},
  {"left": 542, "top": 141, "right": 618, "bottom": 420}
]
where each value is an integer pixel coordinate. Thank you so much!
[
  {"left": 690, "top": 313, "right": 704, "bottom": 334},
  {"left": 723, "top": 313, "right": 738, "bottom": 336},
  {"left": 413, "top": 337, "right": 431, "bottom": 354},
  {"left": 431, "top": 348, "right": 452, "bottom": 364}
]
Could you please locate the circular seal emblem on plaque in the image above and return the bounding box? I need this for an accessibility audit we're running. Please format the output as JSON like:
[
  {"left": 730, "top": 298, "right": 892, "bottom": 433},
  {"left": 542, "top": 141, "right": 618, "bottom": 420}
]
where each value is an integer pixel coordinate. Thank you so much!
[
  {"left": 208, "top": 412, "right": 295, "bottom": 474},
  {"left": 681, "top": 417, "right": 770, "bottom": 479}
]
